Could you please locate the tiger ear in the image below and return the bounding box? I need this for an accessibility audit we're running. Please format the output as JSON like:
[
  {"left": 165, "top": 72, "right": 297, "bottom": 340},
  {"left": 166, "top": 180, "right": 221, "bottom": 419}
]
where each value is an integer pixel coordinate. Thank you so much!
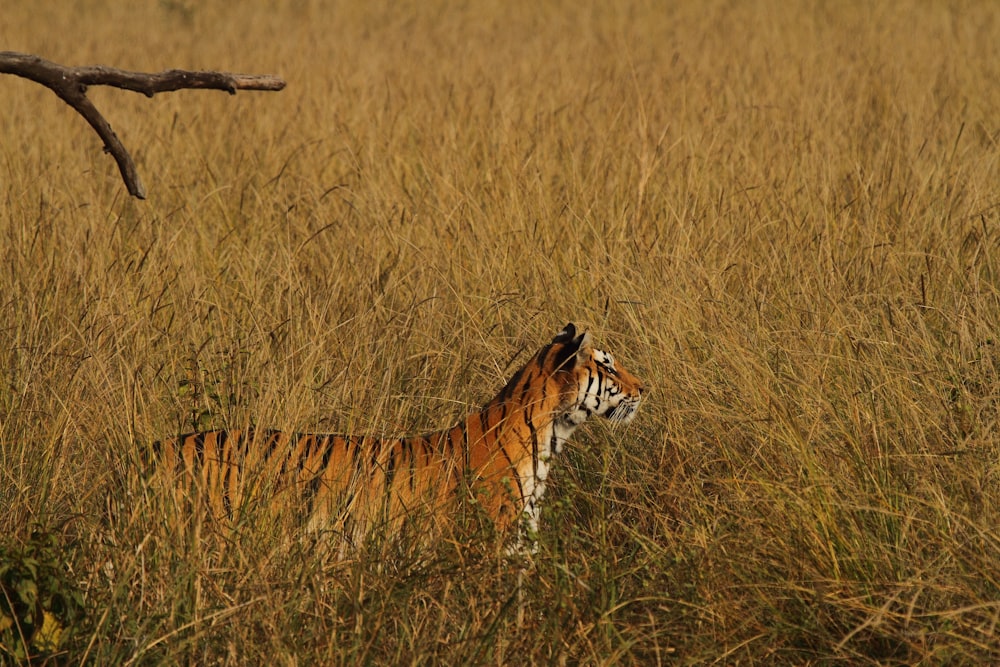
[
  {"left": 553, "top": 324, "right": 590, "bottom": 370},
  {"left": 553, "top": 322, "right": 577, "bottom": 343}
]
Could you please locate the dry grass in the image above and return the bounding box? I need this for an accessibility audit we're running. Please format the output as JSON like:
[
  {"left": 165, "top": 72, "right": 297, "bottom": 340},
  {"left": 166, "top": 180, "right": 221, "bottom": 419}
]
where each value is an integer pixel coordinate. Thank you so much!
[{"left": 2, "top": 0, "right": 1000, "bottom": 663}]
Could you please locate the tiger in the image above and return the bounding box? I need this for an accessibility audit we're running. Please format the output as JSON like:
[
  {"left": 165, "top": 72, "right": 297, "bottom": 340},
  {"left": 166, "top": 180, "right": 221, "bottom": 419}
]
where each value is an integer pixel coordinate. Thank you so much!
[{"left": 150, "top": 323, "right": 644, "bottom": 553}]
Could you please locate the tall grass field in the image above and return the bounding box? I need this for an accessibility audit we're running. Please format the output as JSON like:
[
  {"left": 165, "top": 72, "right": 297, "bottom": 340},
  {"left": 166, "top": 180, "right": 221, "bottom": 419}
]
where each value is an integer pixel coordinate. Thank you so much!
[{"left": 2, "top": 0, "right": 1000, "bottom": 663}]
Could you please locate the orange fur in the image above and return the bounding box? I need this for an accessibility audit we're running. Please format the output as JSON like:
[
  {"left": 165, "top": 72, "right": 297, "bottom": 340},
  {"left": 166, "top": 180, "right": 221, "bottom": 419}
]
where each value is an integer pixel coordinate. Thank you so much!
[{"left": 153, "top": 324, "right": 644, "bottom": 549}]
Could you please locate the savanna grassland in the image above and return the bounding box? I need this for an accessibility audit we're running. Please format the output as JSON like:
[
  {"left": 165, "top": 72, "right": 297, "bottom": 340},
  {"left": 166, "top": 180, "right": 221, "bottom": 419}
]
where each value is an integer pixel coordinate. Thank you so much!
[{"left": 2, "top": 0, "right": 1000, "bottom": 663}]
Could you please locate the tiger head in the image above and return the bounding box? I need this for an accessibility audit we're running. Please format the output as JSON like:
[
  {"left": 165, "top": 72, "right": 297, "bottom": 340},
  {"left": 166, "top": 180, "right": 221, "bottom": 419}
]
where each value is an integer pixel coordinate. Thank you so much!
[{"left": 547, "top": 323, "right": 645, "bottom": 448}]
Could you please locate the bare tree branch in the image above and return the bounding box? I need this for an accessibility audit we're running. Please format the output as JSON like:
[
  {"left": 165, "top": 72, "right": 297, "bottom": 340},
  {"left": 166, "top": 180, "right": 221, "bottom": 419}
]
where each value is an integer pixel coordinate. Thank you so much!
[{"left": 0, "top": 51, "right": 286, "bottom": 199}]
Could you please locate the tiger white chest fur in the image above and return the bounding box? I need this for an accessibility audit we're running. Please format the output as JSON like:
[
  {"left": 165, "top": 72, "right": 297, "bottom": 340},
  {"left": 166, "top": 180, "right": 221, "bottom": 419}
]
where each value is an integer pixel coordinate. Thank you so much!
[{"left": 512, "top": 340, "right": 644, "bottom": 543}]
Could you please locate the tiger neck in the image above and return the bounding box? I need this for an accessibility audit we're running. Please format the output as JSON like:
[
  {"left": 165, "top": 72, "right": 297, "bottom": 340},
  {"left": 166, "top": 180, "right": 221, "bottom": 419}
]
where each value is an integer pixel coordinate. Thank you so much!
[{"left": 487, "top": 391, "right": 585, "bottom": 530}]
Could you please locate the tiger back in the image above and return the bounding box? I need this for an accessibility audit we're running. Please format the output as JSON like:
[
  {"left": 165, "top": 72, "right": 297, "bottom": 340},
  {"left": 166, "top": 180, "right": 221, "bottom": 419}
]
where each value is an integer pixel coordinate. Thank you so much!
[{"left": 150, "top": 323, "right": 645, "bottom": 551}]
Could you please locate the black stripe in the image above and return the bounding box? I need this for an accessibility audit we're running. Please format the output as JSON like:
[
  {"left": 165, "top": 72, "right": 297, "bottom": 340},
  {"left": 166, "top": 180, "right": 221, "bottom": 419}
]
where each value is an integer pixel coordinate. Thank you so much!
[
  {"left": 255, "top": 430, "right": 277, "bottom": 473},
  {"left": 340, "top": 508, "right": 356, "bottom": 548},
  {"left": 477, "top": 411, "right": 492, "bottom": 473},
  {"left": 518, "top": 373, "right": 534, "bottom": 403},
  {"left": 262, "top": 428, "right": 284, "bottom": 457},
  {"left": 221, "top": 460, "right": 234, "bottom": 517},
  {"left": 191, "top": 432, "right": 207, "bottom": 462},
  {"left": 351, "top": 437, "right": 366, "bottom": 482},
  {"left": 216, "top": 432, "right": 236, "bottom": 517},
  {"left": 495, "top": 367, "right": 524, "bottom": 403},
  {"left": 317, "top": 435, "right": 340, "bottom": 473},
  {"left": 462, "top": 425, "right": 470, "bottom": 472},
  {"left": 242, "top": 428, "right": 256, "bottom": 457},
  {"left": 385, "top": 441, "right": 399, "bottom": 488},
  {"left": 534, "top": 344, "right": 553, "bottom": 370},
  {"left": 369, "top": 436, "right": 381, "bottom": 480},
  {"left": 526, "top": 412, "right": 539, "bottom": 480},
  {"left": 408, "top": 438, "right": 418, "bottom": 492},
  {"left": 496, "top": 441, "right": 525, "bottom": 503},
  {"left": 305, "top": 468, "right": 326, "bottom": 501},
  {"left": 295, "top": 435, "right": 322, "bottom": 473},
  {"left": 298, "top": 435, "right": 332, "bottom": 498},
  {"left": 217, "top": 429, "right": 231, "bottom": 450},
  {"left": 279, "top": 434, "right": 304, "bottom": 477},
  {"left": 407, "top": 438, "right": 427, "bottom": 491},
  {"left": 442, "top": 429, "right": 454, "bottom": 458}
]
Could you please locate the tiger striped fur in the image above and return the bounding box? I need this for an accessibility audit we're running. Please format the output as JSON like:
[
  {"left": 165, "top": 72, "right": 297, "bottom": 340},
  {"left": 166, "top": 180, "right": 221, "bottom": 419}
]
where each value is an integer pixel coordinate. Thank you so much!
[{"left": 152, "top": 323, "right": 644, "bottom": 551}]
